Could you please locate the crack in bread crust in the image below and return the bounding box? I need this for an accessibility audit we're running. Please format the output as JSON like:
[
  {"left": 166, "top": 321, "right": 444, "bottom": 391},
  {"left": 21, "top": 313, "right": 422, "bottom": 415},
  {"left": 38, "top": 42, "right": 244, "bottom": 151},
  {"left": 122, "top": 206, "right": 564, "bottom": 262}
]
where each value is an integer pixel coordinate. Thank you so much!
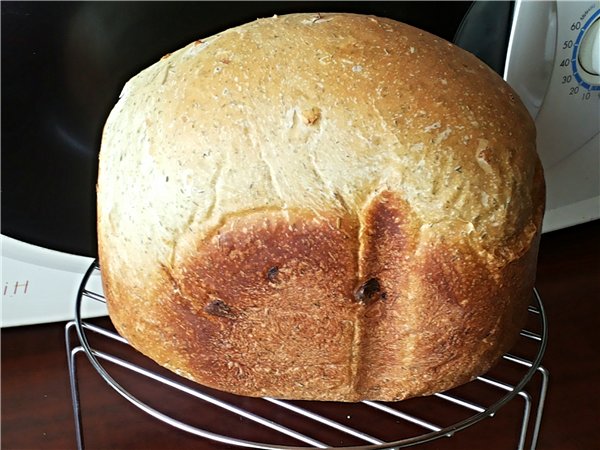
[{"left": 102, "top": 191, "right": 540, "bottom": 401}]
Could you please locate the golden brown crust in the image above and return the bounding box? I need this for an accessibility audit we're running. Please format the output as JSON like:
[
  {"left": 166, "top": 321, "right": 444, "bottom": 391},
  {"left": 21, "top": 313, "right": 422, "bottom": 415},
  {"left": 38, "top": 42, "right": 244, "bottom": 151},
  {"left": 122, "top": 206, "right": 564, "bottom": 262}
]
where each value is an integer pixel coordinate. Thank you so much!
[{"left": 98, "top": 13, "right": 545, "bottom": 401}]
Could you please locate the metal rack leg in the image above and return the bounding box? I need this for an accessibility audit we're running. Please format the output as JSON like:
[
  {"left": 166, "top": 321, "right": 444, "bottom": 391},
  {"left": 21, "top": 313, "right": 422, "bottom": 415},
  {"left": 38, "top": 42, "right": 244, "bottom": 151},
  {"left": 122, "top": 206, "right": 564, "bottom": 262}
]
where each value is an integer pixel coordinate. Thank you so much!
[
  {"left": 529, "top": 366, "right": 549, "bottom": 450},
  {"left": 65, "top": 322, "right": 85, "bottom": 450},
  {"left": 516, "top": 391, "right": 532, "bottom": 450}
]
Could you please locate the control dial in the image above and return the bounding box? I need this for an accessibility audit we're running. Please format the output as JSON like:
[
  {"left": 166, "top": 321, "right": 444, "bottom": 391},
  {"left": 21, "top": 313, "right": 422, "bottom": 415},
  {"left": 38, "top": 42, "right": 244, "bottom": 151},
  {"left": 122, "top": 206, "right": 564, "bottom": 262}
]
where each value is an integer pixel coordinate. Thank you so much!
[{"left": 572, "top": 9, "right": 600, "bottom": 90}]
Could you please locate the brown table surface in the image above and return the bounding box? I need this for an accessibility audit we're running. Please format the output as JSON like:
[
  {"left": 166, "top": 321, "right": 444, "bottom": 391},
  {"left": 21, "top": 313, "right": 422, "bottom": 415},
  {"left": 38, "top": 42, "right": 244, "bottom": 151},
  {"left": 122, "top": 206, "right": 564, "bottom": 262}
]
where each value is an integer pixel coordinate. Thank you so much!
[{"left": 2, "top": 220, "right": 599, "bottom": 450}]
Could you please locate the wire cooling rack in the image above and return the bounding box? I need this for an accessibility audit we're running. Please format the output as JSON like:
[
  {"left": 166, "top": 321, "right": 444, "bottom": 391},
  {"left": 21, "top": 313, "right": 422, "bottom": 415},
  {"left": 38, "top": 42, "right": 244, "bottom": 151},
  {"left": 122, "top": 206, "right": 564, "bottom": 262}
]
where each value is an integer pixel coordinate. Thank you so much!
[{"left": 65, "top": 260, "right": 549, "bottom": 450}]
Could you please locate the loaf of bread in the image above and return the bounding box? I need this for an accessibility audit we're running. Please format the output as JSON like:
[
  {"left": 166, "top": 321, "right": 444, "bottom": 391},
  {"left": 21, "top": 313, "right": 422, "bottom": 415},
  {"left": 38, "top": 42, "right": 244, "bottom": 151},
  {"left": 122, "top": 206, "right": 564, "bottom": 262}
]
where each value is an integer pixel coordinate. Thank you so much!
[{"left": 97, "top": 13, "right": 545, "bottom": 402}]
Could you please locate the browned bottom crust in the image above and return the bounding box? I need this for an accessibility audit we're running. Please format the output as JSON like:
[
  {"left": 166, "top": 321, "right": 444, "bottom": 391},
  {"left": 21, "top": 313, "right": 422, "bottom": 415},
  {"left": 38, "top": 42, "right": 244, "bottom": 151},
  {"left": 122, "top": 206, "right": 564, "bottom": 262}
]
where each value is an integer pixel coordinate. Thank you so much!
[{"left": 102, "top": 192, "right": 539, "bottom": 402}]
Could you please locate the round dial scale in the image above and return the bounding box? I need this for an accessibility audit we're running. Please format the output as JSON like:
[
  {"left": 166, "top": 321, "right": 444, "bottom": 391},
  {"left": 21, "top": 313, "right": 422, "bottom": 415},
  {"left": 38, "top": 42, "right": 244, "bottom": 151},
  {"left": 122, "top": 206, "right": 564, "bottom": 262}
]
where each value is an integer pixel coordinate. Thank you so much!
[{"left": 572, "top": 8, "right": 600, "bottom": 90}]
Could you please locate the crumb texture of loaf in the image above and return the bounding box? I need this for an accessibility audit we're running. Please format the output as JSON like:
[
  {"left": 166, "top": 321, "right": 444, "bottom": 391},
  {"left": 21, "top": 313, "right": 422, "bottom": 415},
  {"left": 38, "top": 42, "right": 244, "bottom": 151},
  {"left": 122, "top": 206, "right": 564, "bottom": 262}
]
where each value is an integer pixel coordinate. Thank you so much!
[{"left": 97, "top": 13, "right": 545, "bottom": 401}]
